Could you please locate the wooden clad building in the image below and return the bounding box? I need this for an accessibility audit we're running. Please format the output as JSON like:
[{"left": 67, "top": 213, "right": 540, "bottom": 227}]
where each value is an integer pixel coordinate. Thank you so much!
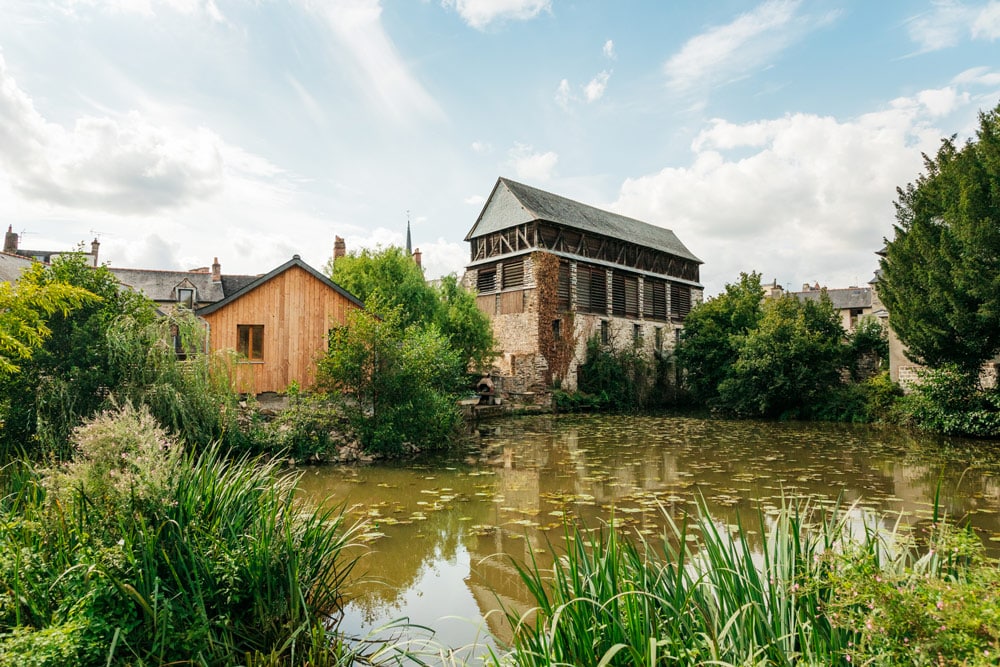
[
  {"left": 463, "top": 177, "right": 703, "bottom": 395},
  {"left": 197, "top": 255, "right": 362, "bottom": 394}
]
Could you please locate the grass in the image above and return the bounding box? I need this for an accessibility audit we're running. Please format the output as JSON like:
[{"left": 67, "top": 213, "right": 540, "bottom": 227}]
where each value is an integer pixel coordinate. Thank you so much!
[
  {"left": 0, "top": 404, "right": 367, "bottom": 666},
  {"left": 490, "top": 497, "right": 1000, "bottom": 667}
]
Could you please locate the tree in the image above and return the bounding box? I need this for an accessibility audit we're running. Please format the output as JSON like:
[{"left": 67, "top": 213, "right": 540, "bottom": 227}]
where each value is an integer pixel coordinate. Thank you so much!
[
  {"left": 0, "top": 253, "right": 158, "bottom": 457},
  {"left": 327, "top": 246, "right": 437, "bottom": 329},
  {"left": 878, "top": 103, "right": 1000, "bottom": 379},
  {"left": 717, "top": 294, "right": 845, "bottom": 417},
  {"left": 328, "top": 246, "right": 495, "bottom": 371},
  {"left": 675, "top": 272, "right": 765, "bottom": 405},
  {"left": 317, "top": 301, "right": 463, "bottom": 454},
  {"left": 0, "top": 265, "right": 95, "bottom": 376}
]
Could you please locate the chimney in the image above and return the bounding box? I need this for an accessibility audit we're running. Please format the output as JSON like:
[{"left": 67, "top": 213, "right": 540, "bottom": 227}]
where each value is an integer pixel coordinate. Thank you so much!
[
  {"left": 413, "top": 247, "right": 422, "bottom": 269},
  {"left": 4, "top": 225, "right": 17, "bottom": 254},
  {"left": 333, "top": 236, "right": 346, "bottom": 262},
  {"left": 90, "top": 238, "right": 100, "bottom": 267},
  {"left": 212, "top": 257, "right": 221, "bottom": 282}
]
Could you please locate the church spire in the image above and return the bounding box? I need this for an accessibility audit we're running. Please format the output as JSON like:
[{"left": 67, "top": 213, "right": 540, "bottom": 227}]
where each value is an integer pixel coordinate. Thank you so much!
[{"left": 405, "top": 211, "right": 412, "bottom": 255}]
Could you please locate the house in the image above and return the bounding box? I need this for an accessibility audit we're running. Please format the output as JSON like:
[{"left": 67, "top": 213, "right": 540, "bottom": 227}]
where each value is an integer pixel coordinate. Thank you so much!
[
  {"left": 196, "top": 255, "right": 363, "bottom": 394},
  {"left": 109, "top": 258, "right": 259, "bottom": 314},
  {"left": 4, "top": 225, "right": 100, "bottom": 267},
  {"left": 779, "top": 282, "right": 878, "bottom": 333},
  {"left": 0, "top": 250, "right": 34, "bottom": 284},
  {"left": 462, "top": 177, "right": 703, "bottom": 395}
]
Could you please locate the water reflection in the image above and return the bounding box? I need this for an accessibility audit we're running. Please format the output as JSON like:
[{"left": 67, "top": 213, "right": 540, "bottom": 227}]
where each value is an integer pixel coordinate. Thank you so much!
[{"left": 295, "top": 414, "right": 1000, "bottom": 655}]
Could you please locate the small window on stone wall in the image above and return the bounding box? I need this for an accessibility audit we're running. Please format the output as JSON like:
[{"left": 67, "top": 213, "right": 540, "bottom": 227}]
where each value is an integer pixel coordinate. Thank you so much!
[
  {"left": 477, "top": 268, "right": 497, "bottom": 293},
  {"left": 633, "top": 323, "right": 642, "bottom": 345},
  {"left": 552, "top": 318, "right": 562, "bottom": 340},
  {"left": 600, "top": 320, "right": 609, "bottom": 345}
]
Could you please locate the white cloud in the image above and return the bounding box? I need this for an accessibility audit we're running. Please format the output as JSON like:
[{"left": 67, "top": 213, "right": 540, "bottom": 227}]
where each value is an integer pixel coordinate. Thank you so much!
[
  {"left": 906, "top": 1, "right": 1000, "bottom": 52},
  {"left": 0, "top": 51, "right": 226, "bottom": 213},
  {"left": 972, "top": 1, "right": 1000, "bottom": 39},
  {"left": 464, "top": 194, "right": 486, "bottom": 206},
  {"left": 610, "top": 91, "right": 967, "bottom": 296},
  {"left": 583, "top": 71, "right": 611, "bottom": 103},
  {"left": 442, "top": 0, "right": 550, "bottom": 30},
  {"left": 299, "top": 0, "right": 443, "bottom": 123},
  {"left": 953, "top": 66, "right": 1000, "bottom": 86},
  {"left": 471, "top": 140, "right": 493, "bottom": 154},
  {"left": 555, "top": 78, "right": 572, "bottom": 110},
  {"left": 507, "top": 143, "right": 558, "bottom": 181},
  {"left": 664, "top": 0, "right": 813, "bottom": 94},
  {"left": 603, "top": 39, "right": 615, "bottom": 59},
  {"left": 67, "top": 0, "right": 225, "bottom": 21}
]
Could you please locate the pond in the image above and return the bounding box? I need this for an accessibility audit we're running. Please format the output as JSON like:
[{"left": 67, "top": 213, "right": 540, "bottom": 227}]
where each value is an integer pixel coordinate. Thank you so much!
[{"left": 295, "top": 414, "right": 1000, "bottom": 659}]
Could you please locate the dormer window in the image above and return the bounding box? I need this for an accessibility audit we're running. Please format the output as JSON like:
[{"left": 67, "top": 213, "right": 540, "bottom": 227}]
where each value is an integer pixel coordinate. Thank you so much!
[{"left": 177, "top": 288, "right": 195, "bottom": 309}]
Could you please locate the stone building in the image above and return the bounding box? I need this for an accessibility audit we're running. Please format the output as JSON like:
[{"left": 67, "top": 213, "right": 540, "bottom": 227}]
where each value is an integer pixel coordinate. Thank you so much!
[{"left": 462, "top": 177, "right": 703, "bottom": 396}]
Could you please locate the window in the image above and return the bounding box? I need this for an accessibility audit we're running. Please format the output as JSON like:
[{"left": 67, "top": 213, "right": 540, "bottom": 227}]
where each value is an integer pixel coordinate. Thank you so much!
[
  {"left": 502, "top": 258, "right": 524, "bottom": 289},
  {"left": 578, "top": 265, "right": 607, "bottom": 314},
  {"left": 655, "top": 327, "right": 663, "bottom": 352},
  {"left": 237, "top": 324, "right": 264, "bottom": 361},
  {"left": 600, "top": 319, "right": 609, "bottom": 345},
  {"left": 633, "top": 323, "right": 642, "bottom": 345},
  {"left": 670, "top": 284, "right": 692, "bottom": 318},
  {"left": 552, "top": 318, "right": 562, "bottom": 340},
  {"left": 177, "top": 287, "right": 194, "bottom": 310},
  {"left": 477, "top": 267, "right": 497, "bottom": 293}
]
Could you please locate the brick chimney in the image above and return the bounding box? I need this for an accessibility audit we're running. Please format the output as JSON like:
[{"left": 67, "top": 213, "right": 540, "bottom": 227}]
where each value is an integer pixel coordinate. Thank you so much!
[
  {"left": 332, "top": 236, "right": 346, "bottom": 269},
  {"left": 212, "top": 257, "right": 221, "bottom": 281},
  {"left": 4, "top": 225, "right": 17, "bottom": 254},
  {"left": 412, "top": 247, "right": 422, "bottom": 269},
  {"left": 90, "top": 238, "right": 100, "bottom": 267}
]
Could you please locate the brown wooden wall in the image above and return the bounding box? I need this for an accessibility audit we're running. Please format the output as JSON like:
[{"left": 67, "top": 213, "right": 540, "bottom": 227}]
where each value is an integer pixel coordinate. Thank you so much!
[{"left": 201, "top": 266, "right": 358, "bottom": 394}]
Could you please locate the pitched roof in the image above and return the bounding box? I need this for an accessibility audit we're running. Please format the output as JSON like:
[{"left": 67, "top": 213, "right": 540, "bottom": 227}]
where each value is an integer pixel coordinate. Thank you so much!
[
  {"left": 793, "top": 287, "right": 872, "bottom": 311},
  {"left": 109, "top": 267, "right": 235, "bottom": 303},
  {"left": 0, "top": 251, "right": 34, "bottom": 283},
  {"left": 195, "top": 255, "right": 363, "bottom": 316},
  {"left": 466, "top": 177, "right": 702, "bottom": 264}
]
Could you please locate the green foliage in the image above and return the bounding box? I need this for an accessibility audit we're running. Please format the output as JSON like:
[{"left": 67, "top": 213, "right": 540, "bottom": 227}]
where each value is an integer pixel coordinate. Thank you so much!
[
  {"left": 258, "top": 393, "right": 345, "bottom": 459},
  {"left": 573, "top": 335, "right": 661, "bottom": 412},
  {"left": 716, "top": 293, "right": 846, "bottom": 418},
  {"left": 898, "top": 365, "right": 1000, "bottom": 437},
  {"left": 0, "top": 405, "right": 365, "bottom": 666},
  {"left": 317, "top": 301, "right": 463, "bottom": 455},
  {"left": 434, "top": 274, "right": 496, "bottom": 372},
  {"left": 329, "top": 246, "right": 495, "bottom": 371},
  {"left": 879, "top": 102, "right": 1000, "bottom": 377},
  {"left": 846, "top": 315, "right": 889, "bottom": 380},
  {"left": 493, "top": 498, "right": 1000, "bottom": 667},
  {"left": 0, "top": 253, "right": 158, "bottom": 458},
  {"left": 0, "top": 263, "right": 96, "bottom": 377},
  {"left": 810, "top": 371, "right": 904, "bottom": 423},
  {"left": 675, "top": 272, "right": 765, "bottom": 405}
]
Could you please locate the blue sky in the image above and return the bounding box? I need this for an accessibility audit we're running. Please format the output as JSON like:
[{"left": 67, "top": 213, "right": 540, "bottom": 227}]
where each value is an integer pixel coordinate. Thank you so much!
[{"left": 1, "top": 0, "right": 998, "bottom": 295}]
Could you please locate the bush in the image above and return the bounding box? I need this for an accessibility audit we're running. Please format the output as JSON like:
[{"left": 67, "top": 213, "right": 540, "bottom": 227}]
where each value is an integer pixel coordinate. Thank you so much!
[
  {"left": 0, "top": 405, "right": 365, "bottom": 666},
  {"left": 899, "top": 365, "right": 1000, "bottom": 437}
]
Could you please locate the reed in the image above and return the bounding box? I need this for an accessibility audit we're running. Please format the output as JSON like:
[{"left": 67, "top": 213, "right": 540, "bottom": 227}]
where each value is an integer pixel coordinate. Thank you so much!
[
  {"left": 491, "top": 496, "right": 999, "bottom": 667},
  {"left": 0, "top": 405, "right": 367, "bottom": 666}
]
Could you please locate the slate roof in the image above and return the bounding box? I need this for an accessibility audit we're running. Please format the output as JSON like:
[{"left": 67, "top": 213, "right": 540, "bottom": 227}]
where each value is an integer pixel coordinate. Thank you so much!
[
  {"left": 467, "top": 177, "right": 702, "bottom": 264},
  {"left": 109, "top": 267, "right": 237, "bottom": 304},
  {"left": 0, "top": 251, "right": 34, "bottom": 283},
  {"left": 195, "top": 255, "right": 363, "bottom": 316},
  {"left": 794, "top": 287, "right": 872, "bottom": 311}
]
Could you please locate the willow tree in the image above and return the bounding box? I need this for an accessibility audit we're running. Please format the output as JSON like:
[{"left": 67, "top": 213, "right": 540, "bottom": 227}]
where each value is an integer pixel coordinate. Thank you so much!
[{"left": 878, "top": 103, "right": 1000, "bottom": 379}]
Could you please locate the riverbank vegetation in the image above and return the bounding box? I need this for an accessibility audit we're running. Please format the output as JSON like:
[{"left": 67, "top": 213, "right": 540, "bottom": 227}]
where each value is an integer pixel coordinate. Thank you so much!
[
  {"left": 494, "top": 499, "right": 1000, "bottom": 666},
  {"left": 0, "top": 404, "right": 364, "bottom": 666}
]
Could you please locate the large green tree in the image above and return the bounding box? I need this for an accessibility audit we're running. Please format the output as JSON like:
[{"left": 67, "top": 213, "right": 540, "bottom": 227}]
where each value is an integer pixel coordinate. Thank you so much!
[
  {"left": 675, "top": 272, "right": 765, "bottom": 405},
  {"left": 878, "top": 103, "right": 1000, "bottom": 378},
  {"left": 0, "top": 265, "right": 95, "bottom": 376},
  {"left": 0, "top": 253, "right": 157, "bottom": 457},
  {"left": 328, "top": 246, "right": 495, "bottom": 371},
  {"left": 317, "top": 301, "right": 463, "bottom": 454}
]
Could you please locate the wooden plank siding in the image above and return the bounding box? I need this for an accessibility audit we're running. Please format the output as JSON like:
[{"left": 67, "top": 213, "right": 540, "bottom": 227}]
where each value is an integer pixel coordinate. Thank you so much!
[{"left": 201, "top": 265, "right": 358, "bottom": 394}]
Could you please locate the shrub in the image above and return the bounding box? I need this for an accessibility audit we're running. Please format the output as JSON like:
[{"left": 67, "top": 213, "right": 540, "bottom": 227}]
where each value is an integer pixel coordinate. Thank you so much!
[
  {"left": 0, "top": 405, "right": 366, "bottom": 666},
  {"left": 899, "top": 365, "right": 1000, "bottom": 437}
]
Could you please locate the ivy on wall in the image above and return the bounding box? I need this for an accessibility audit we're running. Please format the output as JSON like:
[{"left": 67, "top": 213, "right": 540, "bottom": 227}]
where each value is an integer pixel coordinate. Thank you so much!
[{"left": 533, "top": 251, "right": 577, "bottom": 386}]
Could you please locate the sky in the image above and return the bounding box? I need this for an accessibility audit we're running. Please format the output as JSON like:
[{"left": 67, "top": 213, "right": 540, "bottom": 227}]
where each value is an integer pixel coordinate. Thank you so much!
[{"left": 0, "top": 0, "right": 998, "bottom": 296}]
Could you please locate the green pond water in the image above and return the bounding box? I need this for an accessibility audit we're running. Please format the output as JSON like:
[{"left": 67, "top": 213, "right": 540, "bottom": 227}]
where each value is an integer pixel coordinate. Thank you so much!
[{"left": 295, "top": 414, "right": 1000, "bottom": 658}]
